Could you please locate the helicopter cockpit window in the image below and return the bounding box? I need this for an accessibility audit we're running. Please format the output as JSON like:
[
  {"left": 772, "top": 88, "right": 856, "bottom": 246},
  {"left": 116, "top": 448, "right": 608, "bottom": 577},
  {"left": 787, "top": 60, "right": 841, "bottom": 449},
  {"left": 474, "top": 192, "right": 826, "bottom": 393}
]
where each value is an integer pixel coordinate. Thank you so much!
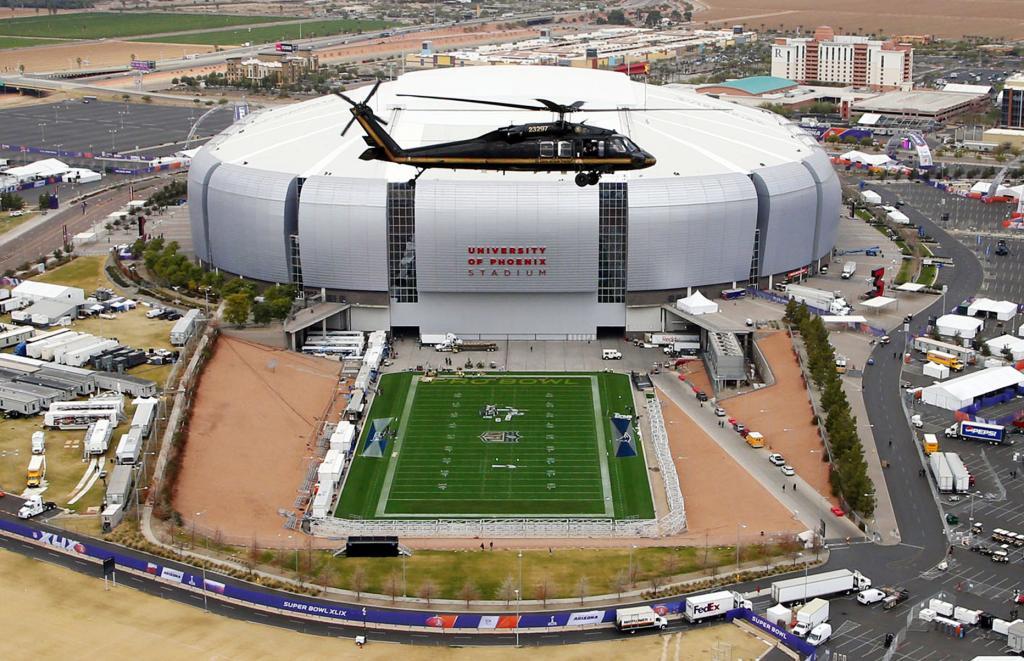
[
  {"left": 608, "top": 138, "right": 627, "bottom": 153},
  {"left": 539, "top": 141, "right": 555, "bottom": 158},
  {"left": 622, "top": 137, "right": 640, "bottom": 153},
  {"left": 557, "top": 141, "right": 573, "bottom": 158}
]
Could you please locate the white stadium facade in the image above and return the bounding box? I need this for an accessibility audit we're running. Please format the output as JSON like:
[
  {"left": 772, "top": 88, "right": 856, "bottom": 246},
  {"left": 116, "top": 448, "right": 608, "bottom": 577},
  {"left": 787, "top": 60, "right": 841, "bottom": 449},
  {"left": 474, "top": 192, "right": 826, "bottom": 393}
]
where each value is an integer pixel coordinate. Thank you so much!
[{"left": 189, "top": 66, "right": 840, "bottom": 338}]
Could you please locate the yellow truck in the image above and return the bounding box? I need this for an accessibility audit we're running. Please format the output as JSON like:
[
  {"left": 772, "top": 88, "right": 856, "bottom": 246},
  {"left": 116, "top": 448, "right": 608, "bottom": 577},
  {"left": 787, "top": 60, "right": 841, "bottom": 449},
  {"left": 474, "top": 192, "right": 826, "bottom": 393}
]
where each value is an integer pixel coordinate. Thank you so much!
[
  {"left": 926, "top": 350, "right": 965, "bottom": 371},
  {"left": 921, "top": 433, "right": 939, "bottom": 455},
  {"left": 746, "top": 431, "right": 765, "bottom": 448},
  {"left": 26, "top": 454, "right": 45, "bottom": 487}
]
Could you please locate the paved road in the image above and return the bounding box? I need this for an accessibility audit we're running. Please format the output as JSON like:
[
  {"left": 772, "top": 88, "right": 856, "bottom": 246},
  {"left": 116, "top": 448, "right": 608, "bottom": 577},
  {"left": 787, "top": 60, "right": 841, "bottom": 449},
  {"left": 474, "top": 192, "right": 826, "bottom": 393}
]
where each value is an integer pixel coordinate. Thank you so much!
[
  {"left": 0, "top": 176, "right": 167, "bottom": 273},
  {"left": 859, "top": 183, "right": 983, "bottom": 556}
]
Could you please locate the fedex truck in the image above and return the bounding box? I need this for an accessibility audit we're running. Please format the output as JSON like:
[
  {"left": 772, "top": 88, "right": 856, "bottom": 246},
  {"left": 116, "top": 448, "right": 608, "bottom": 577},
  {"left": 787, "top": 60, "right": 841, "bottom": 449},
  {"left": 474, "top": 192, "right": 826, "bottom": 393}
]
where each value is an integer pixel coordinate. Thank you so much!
[
  {"left": 615, "top": 606, "right": 668, "bottom": 632},
  {"left": 945, "top": 421, "right": 1006, "bottom": 445},
  {"left": 771, "top": 570, "right": 871, "bottom": 605},
  {"left": 683, "top": 591, "right": 751, "bottom": 622}
]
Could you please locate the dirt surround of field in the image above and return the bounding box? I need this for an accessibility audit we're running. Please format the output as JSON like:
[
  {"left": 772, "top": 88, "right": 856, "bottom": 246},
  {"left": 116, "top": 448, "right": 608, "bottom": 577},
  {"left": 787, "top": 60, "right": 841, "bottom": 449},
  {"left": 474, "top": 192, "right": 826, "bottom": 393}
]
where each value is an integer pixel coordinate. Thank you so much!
[
  {"left": 173, "top": 336, "right": 343, "bottom": 545},
  {"left": 696, "top": 0, "right": 1024, "bottom": 39},
  {"left": 0, "top": 40, "right": 216, "bottom": 75},
  {"left": 0, "top": 546, "right": 773, "bottom": 660},
  {"left": 716, "top": 331, "right": 837, "bottom": 507}
]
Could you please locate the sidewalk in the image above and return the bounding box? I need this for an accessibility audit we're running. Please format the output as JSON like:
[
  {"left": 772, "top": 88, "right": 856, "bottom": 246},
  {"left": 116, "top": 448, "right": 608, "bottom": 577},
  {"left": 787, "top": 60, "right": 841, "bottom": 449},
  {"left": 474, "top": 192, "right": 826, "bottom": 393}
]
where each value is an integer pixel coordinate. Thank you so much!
[
  {"left": 828, "top": 332, "right": 901, "bottom": 545},
  {"left": 652, "top": 372, "right": 864, "bottom": 542}
]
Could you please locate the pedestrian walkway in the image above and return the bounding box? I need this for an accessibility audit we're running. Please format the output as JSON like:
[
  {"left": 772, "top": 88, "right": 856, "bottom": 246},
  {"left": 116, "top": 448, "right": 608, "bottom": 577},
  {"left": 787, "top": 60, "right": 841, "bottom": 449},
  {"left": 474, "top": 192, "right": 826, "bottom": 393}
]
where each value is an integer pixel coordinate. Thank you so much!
[{"left": 652, "top": 372, "right": 864, "bottom": 542}]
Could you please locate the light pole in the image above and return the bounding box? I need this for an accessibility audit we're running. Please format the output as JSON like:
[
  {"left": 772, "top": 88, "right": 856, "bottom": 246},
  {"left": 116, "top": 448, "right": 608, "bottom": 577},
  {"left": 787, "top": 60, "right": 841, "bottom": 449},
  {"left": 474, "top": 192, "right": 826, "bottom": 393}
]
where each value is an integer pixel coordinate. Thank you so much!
[
  {"left": 798, "top": 552, "right": 809, "bottom": 603},
  {"left": 39, "top": 121, "right": 46, "bottom": 143},
  {"left": 513, "top": 588, "right": 520, "bottom": 647},
  {"left": 402, "top": 554, "right": 407, "bottom": 597},
  {"left": 109, "top": 129, "right": 117, "bottom": 152},
  {"left": 628, "top": 544, "right": 637, "bottom": 582},
  {"left": 736, "top": 523, "right": 747, "bottom": 570},
  {"left": 195, "top": 511, "right": 208, "bottom": 612},
  {"left": 518, "top": 551, "right": 523, "bottom": 597}
]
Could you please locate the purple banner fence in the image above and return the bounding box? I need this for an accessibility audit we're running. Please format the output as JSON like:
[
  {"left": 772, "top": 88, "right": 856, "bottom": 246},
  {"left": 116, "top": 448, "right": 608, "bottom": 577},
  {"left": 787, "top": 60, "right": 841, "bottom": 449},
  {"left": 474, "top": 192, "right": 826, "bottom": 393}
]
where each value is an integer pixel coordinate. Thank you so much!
[
  {"left": 727, "top": 607, "right": 818, "bottom": 658},
  {"left": 0, "top": 515, "right": 687, "bottom": 631}
]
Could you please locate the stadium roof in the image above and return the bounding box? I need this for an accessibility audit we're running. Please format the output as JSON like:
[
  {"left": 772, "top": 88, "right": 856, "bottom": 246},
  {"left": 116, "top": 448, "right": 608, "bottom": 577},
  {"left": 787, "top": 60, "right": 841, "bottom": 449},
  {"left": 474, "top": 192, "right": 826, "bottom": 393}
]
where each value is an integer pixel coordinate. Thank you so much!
[
  {"left": 703, "top": 76, "right": 797, "bottom": 95},
  {"left": 205, "top": 66, "right": 822, "bottom": 182}
]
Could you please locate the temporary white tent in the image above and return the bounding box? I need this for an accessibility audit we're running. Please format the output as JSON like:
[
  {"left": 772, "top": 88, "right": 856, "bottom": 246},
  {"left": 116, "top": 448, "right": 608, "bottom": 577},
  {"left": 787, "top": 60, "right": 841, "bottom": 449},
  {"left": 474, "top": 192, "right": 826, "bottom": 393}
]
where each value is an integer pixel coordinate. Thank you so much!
[
  {"left": 923, "top": 361, "right": 950, "bottom": 379},
  {"left": 861, "top": 296, "right": 896, "bottom": 310},
  {"left": 986, "top": 334, "right": 1024, "bottom": 361},
  {"left": 967, "top": 298, "right": 1018, "bottom": 321},
  {"left": 886, "top": 209, "right": 911, "bottom": 225},
  {"left": 841, "top": 150, "right": 892, "bottom": 167},
  {"left": 920, "top": 366, "right": 1024, "bottom": 411},
  {"left": 821, "top": 315, "right": 867, "bottom": 324},
  {"left": 861, "top": 190, "right": 882, "bottom": 205},
  {"left": 676, "top": 291, "right": 719, "bottom": 315},
  {"left": 896, "top": 283, "right": 927, "bottom": 292},
  {"left": 935, "top": 314, "right": 983, "bottom": 340}
]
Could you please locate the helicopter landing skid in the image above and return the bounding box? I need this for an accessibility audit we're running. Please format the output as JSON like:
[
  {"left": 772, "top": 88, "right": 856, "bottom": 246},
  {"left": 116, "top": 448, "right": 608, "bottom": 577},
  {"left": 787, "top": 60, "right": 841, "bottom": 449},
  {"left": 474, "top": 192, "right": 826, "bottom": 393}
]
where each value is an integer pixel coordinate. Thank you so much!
[{"left": 574, "top": 171, "right": 601, "bottom": 187}]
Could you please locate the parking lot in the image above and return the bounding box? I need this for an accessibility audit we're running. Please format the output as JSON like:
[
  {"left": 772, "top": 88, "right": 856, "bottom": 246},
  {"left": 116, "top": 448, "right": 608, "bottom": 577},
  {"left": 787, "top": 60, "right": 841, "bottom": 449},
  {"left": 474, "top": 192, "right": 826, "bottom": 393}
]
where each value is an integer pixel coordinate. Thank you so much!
[{"left": 0, "top": 98, "right": 234, "bottom": 158}]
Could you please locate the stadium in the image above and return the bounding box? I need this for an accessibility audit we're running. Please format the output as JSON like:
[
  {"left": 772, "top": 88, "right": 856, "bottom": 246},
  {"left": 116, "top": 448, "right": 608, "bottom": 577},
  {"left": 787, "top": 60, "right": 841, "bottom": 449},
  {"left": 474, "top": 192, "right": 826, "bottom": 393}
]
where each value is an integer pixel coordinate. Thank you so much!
[{"left": 188, "top": 66, "right": 840, "bottom": 339}]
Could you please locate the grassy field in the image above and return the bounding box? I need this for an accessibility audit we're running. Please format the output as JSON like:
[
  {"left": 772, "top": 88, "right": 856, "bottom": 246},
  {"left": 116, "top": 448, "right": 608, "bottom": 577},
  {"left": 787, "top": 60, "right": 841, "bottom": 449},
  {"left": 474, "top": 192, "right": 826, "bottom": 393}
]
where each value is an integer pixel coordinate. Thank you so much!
[
  {"left": 0, "top": 546, "right": 770, "bottom": 660},
  {"left": 35, "top": 255, "right": 106, "bottom": 292},
  {"left": 0, "top": 12, "right": 282, "bottom": 39},
  {"left": 0, "top": 36, "right": 61, "bottom": 49},
  {"left": 73, "top": 306, "right": 175, "bottom": 352},
  {"left": 336, "top": 372, "right": 654, "bottom": 520},
  {"left": 0, "top": 406, "right": 138, "bottom": 512},
  {"left": 137, "top": 18, "right": 390, "bottom": 46}
]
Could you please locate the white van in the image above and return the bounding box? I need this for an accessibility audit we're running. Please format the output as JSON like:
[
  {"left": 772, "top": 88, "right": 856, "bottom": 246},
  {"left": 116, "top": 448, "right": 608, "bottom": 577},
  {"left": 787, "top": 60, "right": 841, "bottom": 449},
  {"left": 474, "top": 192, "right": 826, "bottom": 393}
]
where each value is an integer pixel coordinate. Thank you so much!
[
  {"left": 602, "top": 349, "right": 622, "bottom": 360},
  {"left": 806, "top": 623, "right": 832, "bottom": 646}
]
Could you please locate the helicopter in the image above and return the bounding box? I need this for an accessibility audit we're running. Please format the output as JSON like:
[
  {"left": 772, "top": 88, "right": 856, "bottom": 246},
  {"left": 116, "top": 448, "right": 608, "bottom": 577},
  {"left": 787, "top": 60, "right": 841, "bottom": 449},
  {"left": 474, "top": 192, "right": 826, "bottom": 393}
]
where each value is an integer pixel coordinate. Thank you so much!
[{"left": 337, "top": 80, "right": 681, "bottom": 187}]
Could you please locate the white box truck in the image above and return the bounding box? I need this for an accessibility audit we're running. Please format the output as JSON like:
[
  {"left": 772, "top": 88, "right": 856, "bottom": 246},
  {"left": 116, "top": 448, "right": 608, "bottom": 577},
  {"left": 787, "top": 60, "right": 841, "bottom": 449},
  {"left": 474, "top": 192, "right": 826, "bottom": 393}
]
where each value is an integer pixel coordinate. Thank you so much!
[
  {"left": 615, "top": 606, "right": 668, "bottom": 633},
  {"left": 784, "top": 284, "right": 851, "bottom": 315},
  {"left": 771, "top": 570, "right": 871, "bottom": 605},
  {"left": 683, "top": 591, "right": 751, "bottom": 622},
  {"left": 945, "top": 452, "right": 971, "bottom": 493},
  {"left": 792, "top": 598, "right": 830, "bottom": 637},
  {"left": 841, "top": 262, "right": 857, "bottom": 279},
  {"left": 929, "top": 452, "right": 954, "bottom": 492}
]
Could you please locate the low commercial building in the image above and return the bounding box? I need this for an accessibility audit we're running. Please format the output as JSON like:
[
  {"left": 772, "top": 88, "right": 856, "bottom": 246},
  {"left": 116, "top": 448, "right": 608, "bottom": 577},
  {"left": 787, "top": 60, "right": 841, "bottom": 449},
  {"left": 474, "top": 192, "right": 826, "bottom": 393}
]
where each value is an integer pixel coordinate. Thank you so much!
[{"left": 851, "top": 90, "right": 991, "bottom": 123}]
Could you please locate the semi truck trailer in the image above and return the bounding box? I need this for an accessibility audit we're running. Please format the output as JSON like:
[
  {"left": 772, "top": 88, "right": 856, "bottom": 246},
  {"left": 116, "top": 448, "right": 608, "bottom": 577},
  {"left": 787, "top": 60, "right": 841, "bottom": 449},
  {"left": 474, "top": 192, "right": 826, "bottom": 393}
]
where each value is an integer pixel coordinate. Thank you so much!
[
  {"left": 683, "top": 591, "right": 751, "bottom": 622},
  {"left": 771, "top": 569, "right": 871, "bottom": 605},
  {"left": 945, "top": 420, "right": 1006, "bottom": 445},
  {"left": 784, "top": 284, "right": 851, "bottom": 315}
]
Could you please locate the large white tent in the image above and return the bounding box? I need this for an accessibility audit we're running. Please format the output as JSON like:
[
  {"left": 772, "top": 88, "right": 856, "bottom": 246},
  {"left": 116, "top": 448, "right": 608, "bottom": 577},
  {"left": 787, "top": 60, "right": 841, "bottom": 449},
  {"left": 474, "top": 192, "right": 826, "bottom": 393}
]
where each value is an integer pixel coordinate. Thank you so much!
[
  {"left": 967, "top": 298, "right": 1018, "bottom": 321},
  {"left": 861, "top": 190, "right": 882, "bottom": 205},
  {"left": 920, "top": 366, "right": 1024, "bottom": 411},
  {"left": 935, "top": 314, "right": 984, "bottom": 340},
  {"left": 676, "top": 290, "right": 719, "bottom": 315},
  {"left": 841, "top": 150, "right": 892, "bottom": 167},
  {"left": 986, "top": 334, "right": 1024, "bottom": 361}
]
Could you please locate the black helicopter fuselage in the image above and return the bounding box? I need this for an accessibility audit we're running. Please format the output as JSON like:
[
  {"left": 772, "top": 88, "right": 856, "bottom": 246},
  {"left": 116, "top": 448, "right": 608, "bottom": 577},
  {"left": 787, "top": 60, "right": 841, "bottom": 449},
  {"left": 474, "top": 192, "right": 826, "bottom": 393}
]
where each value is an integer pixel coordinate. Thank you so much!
[{"left": 354, "top": 112, "right": 655, "bottom": 173}]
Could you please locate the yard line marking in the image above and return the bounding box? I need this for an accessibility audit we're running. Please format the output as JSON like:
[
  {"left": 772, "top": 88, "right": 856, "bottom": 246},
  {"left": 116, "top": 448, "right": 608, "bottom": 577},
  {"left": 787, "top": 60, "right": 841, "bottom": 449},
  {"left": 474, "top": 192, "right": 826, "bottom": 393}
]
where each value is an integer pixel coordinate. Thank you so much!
[
  {"left": 590, "top": 375, "right": 614, "bottom": 517},
  {"left": 375, "top": 375, "right": 421, "bottom": 517}
]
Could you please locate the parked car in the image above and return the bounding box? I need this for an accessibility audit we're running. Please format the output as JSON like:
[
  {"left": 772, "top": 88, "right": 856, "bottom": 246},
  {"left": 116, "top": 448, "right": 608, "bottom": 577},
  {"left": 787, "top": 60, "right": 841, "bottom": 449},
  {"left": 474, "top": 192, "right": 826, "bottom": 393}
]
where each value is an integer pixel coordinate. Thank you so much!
[
  {"left": 714, "top": 406, "right": 726, "bottom": 417},
  {"left": 768, "top": 453, "right": 786, "bottom": 466}
]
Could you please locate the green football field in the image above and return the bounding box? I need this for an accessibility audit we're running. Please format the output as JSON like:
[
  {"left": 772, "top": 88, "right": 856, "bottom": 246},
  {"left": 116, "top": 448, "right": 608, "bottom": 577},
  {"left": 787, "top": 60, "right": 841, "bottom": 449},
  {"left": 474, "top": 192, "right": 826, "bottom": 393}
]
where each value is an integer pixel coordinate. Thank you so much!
[{"left": 335, "top": 372, "right": 655, "bottom": 520}]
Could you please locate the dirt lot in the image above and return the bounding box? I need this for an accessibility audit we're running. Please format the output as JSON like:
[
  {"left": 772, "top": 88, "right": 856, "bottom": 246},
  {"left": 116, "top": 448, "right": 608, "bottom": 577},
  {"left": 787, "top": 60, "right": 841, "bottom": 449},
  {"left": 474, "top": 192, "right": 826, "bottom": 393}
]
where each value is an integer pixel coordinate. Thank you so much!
[
  {"left": 0, "top": 40, "right": 215, "bottom": 75},
  {"left": 0, "top": 545, "right": 772, "bottom": 660},
  {"left": 313, "top": 25, "right": 544, "bottom": 66},
  {"left": 660, "top": 391, "right": 803, "bottom": 543},
  {"left": 173, "top": 336, "right": 342, "bottom": 544},
  {"left": 697, "top": 0, "right": 1024, "bottom": 38},
  {"left": 717, "top": 332, "right": 836, "bottom": 506}
]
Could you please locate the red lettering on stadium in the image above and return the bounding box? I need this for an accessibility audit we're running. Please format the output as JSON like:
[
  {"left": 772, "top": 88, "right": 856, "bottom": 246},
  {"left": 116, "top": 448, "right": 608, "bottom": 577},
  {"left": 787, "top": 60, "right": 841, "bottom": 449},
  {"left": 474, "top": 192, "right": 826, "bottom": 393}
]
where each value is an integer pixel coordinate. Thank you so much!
[{"left": 465, "top": 246, "right": 548, "bottom": 276}]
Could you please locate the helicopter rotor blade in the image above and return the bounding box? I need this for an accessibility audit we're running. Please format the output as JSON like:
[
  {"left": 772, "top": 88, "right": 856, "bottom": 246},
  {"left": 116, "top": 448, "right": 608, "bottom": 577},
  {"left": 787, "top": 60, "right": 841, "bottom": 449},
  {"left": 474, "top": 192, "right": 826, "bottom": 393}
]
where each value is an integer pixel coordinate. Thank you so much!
[
  {"left": 397, "top": 93, "right": 547, "bottom": 112},
  {"left": 335, "top": 91, "right": 357, "bottom": 106},
  {"left": 364, "top": 79, "right": 382, "bottom": 104},
  {"left": 570, "top": 107, "right": 729, "bottom": 112},
  {"left": 340, "top": 115, "right": 357, "bottom": 136}
]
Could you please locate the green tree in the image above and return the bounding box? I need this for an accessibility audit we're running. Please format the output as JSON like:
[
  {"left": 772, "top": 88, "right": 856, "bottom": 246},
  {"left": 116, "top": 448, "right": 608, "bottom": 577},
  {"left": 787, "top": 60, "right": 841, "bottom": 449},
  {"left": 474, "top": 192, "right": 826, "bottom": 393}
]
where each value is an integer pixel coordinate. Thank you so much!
[
  {"left": 252, "top": 302, "right": 273, "bottom": 325},
  {"left": 223, "top": 293, "right": 251, "bottom": 326},
  {"left": 606, "top": 8, "right": 629, "bottom": 24}
]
